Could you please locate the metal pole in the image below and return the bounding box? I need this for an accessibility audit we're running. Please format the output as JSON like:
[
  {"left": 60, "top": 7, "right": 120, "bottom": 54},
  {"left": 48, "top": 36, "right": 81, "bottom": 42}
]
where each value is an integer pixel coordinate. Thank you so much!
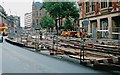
[
  {"left": 80, "top": 47, "right": 82, "bottom": 64},
  {"left": 56, "top": 19, "right": 58, "bottom": 36},
  {"left": 83, "top": 38, "right": 85, "bottom": 62},
  {"left": 80, "top": 37, "right": 82, "bottom": 64}
]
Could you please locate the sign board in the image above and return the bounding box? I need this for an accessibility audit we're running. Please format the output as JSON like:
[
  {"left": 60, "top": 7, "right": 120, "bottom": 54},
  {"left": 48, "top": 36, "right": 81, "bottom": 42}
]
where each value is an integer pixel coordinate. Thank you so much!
[
  {"left": 34, "top": 27, "right": 40, "bottom": 33},
  {"left": 82, "top": 20, "right": 89, "bottom": 31},
  {"left": 103, "top": 21, "right": 108, "bottom": 27},
  {"left": 34, "top": 25, "right": 40, "bottom": 30},
  {"left": 82, "top": 20, "right": 89, "bottom": 27},
  {"left": 35, "top": 28, "right": 40, "bottom": 30}
]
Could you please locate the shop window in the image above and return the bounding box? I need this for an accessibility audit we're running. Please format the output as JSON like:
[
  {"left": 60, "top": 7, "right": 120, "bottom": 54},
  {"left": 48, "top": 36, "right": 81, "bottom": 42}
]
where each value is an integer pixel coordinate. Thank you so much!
[{"left": 101, "top": 20, "right": 108, "bottom": 30}]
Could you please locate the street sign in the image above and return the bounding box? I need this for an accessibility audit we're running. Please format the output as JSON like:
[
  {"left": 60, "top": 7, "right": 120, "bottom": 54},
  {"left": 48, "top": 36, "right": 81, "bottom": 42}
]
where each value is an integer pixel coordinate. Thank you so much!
[
  {"left": 82, "top": 20, "right": 89, "bottom": 31},
  {"left": 82, "top": 20, "right": 89, "bottom": 28},
  {"left": 34, "top": 27, "right": 40, "bottom": 33},
  {"left": 35, "top": 28, "right": 40, "bottom": 30},
  {"left": 103, "top": 21, "right": 108, "bottom": 27}
]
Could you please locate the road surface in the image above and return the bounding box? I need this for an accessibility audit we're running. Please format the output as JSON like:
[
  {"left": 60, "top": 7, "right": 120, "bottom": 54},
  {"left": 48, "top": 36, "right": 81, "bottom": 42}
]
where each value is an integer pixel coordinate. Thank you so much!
[
  {"left": 1, "top": 41, "right": 110, "bottom": 74},
  {"left": 0, "top": 42, "right": 2, "bottom": 74}
]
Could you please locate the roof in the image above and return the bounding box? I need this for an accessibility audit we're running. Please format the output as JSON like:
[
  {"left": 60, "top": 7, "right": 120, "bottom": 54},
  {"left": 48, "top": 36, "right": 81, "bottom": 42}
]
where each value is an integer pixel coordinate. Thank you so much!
[{"left": 32, "top": 2, "right": 43, "bottom": 8}]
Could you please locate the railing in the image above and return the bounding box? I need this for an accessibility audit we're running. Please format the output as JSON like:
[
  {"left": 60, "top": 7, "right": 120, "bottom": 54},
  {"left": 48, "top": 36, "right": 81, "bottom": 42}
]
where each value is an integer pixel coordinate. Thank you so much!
[{"left": 111, "top": 27, "right": 120, "bottom": 40}]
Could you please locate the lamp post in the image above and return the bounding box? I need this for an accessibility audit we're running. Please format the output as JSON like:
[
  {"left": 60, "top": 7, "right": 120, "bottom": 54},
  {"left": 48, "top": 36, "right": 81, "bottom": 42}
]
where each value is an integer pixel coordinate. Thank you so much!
[
  {"left": 82, "top": 38, "right": 86, "bottom": 62},
  {"left": 34, "top": 25, "right": 40, "bottom": 51},
  {"left": 80, "top": 28, "right": 86, "bottom": 64},
  {"left": 80, "top": 38, "right": 85, "bottom": 64}
]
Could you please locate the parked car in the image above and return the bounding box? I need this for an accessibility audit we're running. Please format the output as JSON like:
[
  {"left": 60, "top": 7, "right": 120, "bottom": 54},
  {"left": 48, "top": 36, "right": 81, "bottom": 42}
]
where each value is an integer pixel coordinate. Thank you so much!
[{"left": 0, "top": 34, "right": 3, "bottom": 43}]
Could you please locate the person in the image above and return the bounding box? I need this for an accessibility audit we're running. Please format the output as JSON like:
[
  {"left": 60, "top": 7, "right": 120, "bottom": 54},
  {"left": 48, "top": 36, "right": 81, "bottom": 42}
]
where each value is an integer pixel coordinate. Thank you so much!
[
  {"left": 40, "top": 31, "right": 42, "bottom": 40},
  {"left": 0, "top": 34, "right": 3, "bottom": 43},
  {"left": 81, "top": 29, "right": 86, "bottom": 38}
]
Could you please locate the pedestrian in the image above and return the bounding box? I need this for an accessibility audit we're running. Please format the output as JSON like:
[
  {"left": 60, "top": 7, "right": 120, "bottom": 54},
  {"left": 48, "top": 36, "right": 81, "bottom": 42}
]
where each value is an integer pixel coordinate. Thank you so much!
[
  {"left": 81, "top": 29, "right": 86, "bottom": 38},
  {"left": 40, "top": 31, "right": 42, "bottom": 40}
]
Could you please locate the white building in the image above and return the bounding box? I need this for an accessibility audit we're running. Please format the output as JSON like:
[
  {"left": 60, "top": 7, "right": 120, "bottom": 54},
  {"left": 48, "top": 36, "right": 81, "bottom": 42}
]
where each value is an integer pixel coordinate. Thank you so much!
[
  {"left": 24, "top": 12, "right": 32, "bottom": 34},
  {"left": 25, "top": 12, "right": 32, "bottom": 28}
]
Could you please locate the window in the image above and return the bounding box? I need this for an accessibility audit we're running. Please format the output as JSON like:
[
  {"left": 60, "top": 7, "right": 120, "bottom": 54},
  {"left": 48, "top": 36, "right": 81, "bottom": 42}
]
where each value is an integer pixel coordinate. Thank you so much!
[
  {"left": 32, "top": 13, "right": 35, "bottom": 17},
  {"left": 109, "top": 2, "right": 112, "bottom": 7},
  {"left": 86, "top": 2, "right": 90, "bottom": 13},
  {"left": 101, "top": 0, "right": 107, "bottom": 8},
  {"left": 36, "top": 19, "right": 38, "bottom": 25},
  {"left": 32, "top": 20, "right": 35, "bottom": 26},
  {"left": 40, "top": 12, "right": 41, "bottom": 16},
  {"left": 92, "top": 2, "right": 96, "bottom": 11},
  {"left": 36, "top": 11, "right": 38, "bottom": 17}
]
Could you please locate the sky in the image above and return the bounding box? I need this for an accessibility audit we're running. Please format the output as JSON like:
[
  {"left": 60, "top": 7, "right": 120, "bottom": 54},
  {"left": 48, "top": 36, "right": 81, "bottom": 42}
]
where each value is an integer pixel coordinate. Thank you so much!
[{"left": 0, "top": 0, "right": 42, "bottom": 27}]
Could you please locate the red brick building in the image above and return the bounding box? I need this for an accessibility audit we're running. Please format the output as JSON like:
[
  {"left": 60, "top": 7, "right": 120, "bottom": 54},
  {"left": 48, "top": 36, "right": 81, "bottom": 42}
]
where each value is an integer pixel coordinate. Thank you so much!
[
  {"left": 78, "top": 0, "right": 120, "bottom": 40},
  {"left": 32, "top": 1, "right": 46, "bottom": 30}
]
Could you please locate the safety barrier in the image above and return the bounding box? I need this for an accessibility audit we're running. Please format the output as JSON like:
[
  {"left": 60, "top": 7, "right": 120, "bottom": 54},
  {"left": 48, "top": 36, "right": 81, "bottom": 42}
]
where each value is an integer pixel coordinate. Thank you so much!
[
  {"left": 5, "top": 38, "right": 25, "bottom": 47},
  {"left": 5, "top": 38, "right": 35, "bottom": 49}
]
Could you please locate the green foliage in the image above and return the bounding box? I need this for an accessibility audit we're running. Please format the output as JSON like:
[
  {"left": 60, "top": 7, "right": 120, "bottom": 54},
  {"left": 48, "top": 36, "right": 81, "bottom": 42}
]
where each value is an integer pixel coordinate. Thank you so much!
[
  {"left": 42, "top": 2, "right": 79, "bottom": 31},
  {"left": 43, "top": 2, "right": 79, "bottom": 19},
  {"left": 64, "top": 19, "right": 74, "bottom": 31},
  {"left": 40, "top": 14, "right": 55, "bottom": 29}
]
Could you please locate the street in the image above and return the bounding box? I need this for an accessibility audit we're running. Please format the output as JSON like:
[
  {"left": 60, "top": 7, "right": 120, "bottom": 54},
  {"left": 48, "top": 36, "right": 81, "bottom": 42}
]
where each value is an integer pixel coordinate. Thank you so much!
[
  {"left": 1, "top": 41, "right": 109, "bottom": 74},
  {"left": 0, "top": 43, "right": 2, "bottom": 74},
  {"left": 0, "top": 0, "right": 120, "bottom": 74}
]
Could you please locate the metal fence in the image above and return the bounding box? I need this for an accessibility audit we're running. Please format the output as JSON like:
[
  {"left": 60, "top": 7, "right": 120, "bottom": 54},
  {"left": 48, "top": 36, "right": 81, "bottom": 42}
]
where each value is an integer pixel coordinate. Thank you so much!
[{"left": 87, "top": 27, "right": 120, "bottom": 46}]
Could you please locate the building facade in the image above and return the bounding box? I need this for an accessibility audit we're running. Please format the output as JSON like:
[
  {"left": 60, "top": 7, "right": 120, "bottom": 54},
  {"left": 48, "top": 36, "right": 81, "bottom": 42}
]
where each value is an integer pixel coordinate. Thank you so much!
[
  {"left": 78, "top": 0, "right": 120, "bottom": 40},
  {"left": 7, "top": 15, "right": 21, "bottom": 39},
  {"left": 24, "top": 12, "right": 32, "bottom": 34},
  {"left": 25, "top": 12, "right": 32, "bottom": 28},
  {"left": 0, "top": 5, "right": 7, "bottom": 34},
  {"left": 14, "top": 16, "right": 20, "bottom": 27},
  {"left": 32, "top": 1, "right": 46, "bottom": 30}
]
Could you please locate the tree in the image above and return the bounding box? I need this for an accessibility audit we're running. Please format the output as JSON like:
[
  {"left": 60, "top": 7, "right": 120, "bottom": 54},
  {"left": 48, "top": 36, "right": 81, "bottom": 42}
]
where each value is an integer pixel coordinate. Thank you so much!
[
  {"left": 40, "top": 14, "right": 55, "bottom": 30},
  {"left": 42, "top": 2, "right": 79, "bottom": 31},
  {"left": 64, "top": 19, "right": 74, "bottom": 31}
]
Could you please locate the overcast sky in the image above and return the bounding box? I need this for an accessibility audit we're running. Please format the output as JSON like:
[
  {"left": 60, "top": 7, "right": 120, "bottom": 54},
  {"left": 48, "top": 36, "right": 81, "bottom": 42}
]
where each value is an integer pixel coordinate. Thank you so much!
[{"left": 0, "top": 0, "right": 42, "bottom": 27}]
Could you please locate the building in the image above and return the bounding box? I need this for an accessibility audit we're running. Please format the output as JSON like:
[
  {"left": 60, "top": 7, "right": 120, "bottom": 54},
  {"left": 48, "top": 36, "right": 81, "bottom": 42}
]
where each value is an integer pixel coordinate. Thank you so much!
[
  {"left": 24, "top": 12, "right": 32, "bottom": 34},
  {"left": 7, "top": 15, "right": 21, "bottom": 39},
  {"left": 32, "top": 1, "right": 46, "bottom": 31},
  {"left": 14, "top": 16, "right": 22, "bottom": 36},
  {"left": 25, "top": 12, "right": 32, "bottom": 29},
  {"left": 78, "top": 0, "right": 120, "bottom": 40},
  {"left": 14, "top": 16, "right": 20, "bottom": 27},
  {"left": 0, "top": 5, "right": 6, "bottom": 25},
  {"left": 0, "top": 5, "right": 7, "bottom": 34}
]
